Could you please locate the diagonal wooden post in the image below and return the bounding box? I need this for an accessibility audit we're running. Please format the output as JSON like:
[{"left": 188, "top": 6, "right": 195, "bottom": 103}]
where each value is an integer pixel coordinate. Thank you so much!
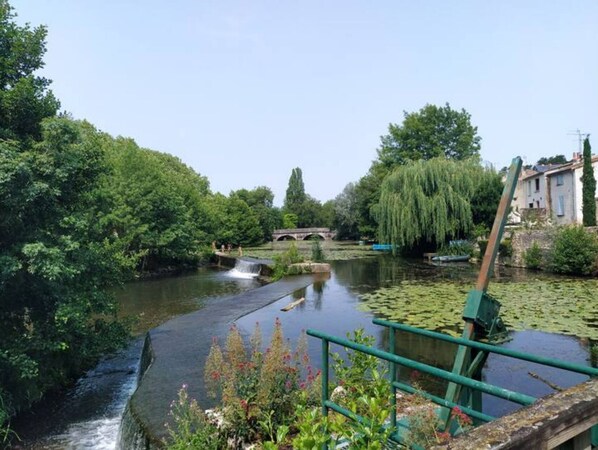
[{"left": 441, "top": 157, "right": 522, "bottom": 424}]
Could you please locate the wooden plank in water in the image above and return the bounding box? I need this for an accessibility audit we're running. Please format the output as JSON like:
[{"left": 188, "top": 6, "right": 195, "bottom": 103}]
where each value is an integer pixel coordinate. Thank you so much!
[{"left": 280, "top": 297, "right": 305, "bottom": 311}]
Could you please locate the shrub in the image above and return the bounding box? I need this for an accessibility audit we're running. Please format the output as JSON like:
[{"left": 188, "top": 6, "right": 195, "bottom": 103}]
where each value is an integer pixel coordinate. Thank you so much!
[
  {"left": 499, "top": 238, "right": 513, "bottom": 257},
  {"left": 524, "top": 241, "right": 543, "bottom": 269},
  {"left": 477, "top": 239, "right": 512, "bottom": 258},
  {"left": 271, "top": 243, "right": 304, "bottom": 280},
  {"left": 310, "top": 236, "right": 325, "bottom": 262},
  {"left": 549, "top": 226, "right": 598, "bottom": 275},
  {"left": 164, "top": 385, "right": 225, "bottom": 450}
]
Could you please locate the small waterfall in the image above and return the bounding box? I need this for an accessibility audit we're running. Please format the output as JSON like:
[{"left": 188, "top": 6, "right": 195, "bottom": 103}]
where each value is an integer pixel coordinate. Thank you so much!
[{"left": 227, "top": 258, "right": 262, "bottom": 278}]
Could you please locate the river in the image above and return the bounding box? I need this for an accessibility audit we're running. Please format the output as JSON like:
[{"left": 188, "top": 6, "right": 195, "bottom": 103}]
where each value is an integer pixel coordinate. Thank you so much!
[{"left": 12, "top": 257, "right": 595, "bottom": 448}]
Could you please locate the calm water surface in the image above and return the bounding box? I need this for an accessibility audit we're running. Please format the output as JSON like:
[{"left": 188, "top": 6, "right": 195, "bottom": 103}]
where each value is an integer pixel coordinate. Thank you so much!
[{"left": 13, "top": 257, "right": 594, "bottom": 448}]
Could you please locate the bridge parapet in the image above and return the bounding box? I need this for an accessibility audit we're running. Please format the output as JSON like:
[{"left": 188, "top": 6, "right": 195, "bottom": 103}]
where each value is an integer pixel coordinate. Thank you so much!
[
  {"left": 272, "top": 228, "right": 336, "bottom": 241},
  {"left": 432, "top": 378, "right": 598, "bottom": 449}
]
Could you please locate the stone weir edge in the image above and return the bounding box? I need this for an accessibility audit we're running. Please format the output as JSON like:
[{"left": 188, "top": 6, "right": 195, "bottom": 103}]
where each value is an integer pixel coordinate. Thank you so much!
[{"left": 118, "top": 274, "right": 318, "bottom": 449}]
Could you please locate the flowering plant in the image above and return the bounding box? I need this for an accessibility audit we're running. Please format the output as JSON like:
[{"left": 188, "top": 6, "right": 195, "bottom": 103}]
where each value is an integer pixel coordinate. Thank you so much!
[{"left": 203, "top": 318, "right": 320, "bottom": 445}]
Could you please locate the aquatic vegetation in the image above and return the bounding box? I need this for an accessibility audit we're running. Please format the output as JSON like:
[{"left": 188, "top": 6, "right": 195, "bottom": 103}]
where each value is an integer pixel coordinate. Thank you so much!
[{"left": 359, "top": 279, "right": 598, "bottom": 339}]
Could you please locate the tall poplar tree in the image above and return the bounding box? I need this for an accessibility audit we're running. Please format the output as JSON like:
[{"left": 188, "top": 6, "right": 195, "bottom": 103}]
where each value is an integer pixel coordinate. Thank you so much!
[
  {"left": 581, "top": 137, "right": 596, "bottom": 226},
  {"left": 284, "top": 167, "right": 306, "bottom": 218}
]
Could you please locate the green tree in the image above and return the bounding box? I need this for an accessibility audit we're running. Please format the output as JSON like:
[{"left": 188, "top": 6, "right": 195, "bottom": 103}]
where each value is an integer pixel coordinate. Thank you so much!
[
  {"left": 230, "top": 186, "right": 281, "bottom": 242},
  {"left": 284, "top": 167, "right": 306, "bottom": 214},
  {"left": 354, "top": 172, "right": 382, "bottom": 240},
  {"left": 98, "top": 138, "right": 213, "bottom": 271},
  {"left": 470, "top": 169, "right": 504, "bottom": 231},
  {"left": 354, "top": 104, "right": 482, "bottom": 242},
  {"left": 378, "top": 158, "right": 483, "bottom": 252},
  {"left": 333, "top": 183, "right": 360, "bottom": 240},
  {"left": 207, "top": 194, "right": 262, "bottom": 246},
  {"left": 581, "top": 137, "right": 596, "bottom": 227},
  {"left": 375, "top": 103, "right": 481, "bottom": 170},
  {"left": 282, "top": 213, "right": 298, "bottom": 229},
  {"left": 0, "top": 118, "right": 129, "bottom": 421},
  {"left": 295, "top": 195, "right": 325, "bottom": 228},
  {"left": 536, "top": 155, "right": 567, "bottom": 165},
  {"left": 0, "top": 1, "right": 59, "bottom": 142}
]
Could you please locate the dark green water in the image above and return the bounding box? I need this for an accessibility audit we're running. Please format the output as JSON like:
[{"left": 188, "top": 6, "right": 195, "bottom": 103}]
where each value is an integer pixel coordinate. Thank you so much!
[
  {"left": 116, "top": 266, "right": 262, "bottom": 334},
  {"left": 14, "top": 257, "right": 594, "bottom": 448}
]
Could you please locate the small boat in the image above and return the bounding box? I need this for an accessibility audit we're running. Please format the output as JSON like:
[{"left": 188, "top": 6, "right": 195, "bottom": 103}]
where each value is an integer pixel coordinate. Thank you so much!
[
  {"left": 372, "top": 244, "right": 394, "bottom": 251},
  {"left": 431, "top": 255, "right": 470, "bottom": 262}
]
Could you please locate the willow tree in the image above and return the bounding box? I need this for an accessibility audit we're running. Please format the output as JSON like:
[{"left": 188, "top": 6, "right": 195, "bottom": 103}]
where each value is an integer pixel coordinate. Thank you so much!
[{"left": 378, "top": 158, "right": 486, "bottom": 252}]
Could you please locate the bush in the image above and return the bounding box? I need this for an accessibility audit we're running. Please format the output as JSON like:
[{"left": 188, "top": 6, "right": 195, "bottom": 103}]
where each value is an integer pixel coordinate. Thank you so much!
[
  {"left": 271, "top": 243, "right": 304, "bottom": 280},
  {"left": 164, "top": 386, "right": 225, "bottom": 450},
  {"left": 310, "top": 236, "right": 325, "bottom": 262},
  {"left": 549, "top": 226, "right": 598, "bottom": 275},
  {"left": 499, "top": 238, "right": 513, "bottom": 257},
  {"left": 524, "top": 241, "right": 543, "bottom": 269}
]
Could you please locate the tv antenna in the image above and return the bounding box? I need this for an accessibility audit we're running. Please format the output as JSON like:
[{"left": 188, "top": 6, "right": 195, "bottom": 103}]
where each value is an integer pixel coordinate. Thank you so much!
[{"left": 567, "top": 129, "right": 589, "bottom": 154}]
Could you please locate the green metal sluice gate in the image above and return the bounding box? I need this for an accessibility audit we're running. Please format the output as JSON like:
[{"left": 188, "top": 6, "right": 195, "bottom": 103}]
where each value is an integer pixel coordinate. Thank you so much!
[{"left": 306, "top": 157, "right": 598, "bottom": 449}]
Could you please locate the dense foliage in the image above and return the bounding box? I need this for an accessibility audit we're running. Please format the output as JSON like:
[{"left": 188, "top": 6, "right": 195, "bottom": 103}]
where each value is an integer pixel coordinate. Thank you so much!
[
  {"left": 0, "top": 118, "right": 130, "bottom": 421},
  {"left": 0, "top": 2, "right": 130, "bottom": 429},
  {"left": 0, "top": 1, "right": 286, "bottom": 433},
  {"left": 378, "top": 158, "right": 498, "bottom": 252},
  {"left": 353, "top": 103, "right": 483, "bottom": 241},
  {"left": 536, "top": 155, "right": 567, "bottom": 165},
  {"left": 282, "top": 167, "right": 331, "bottom": 229},
  {"left": 230, "top": 187, "right": 282, "bottom": 243},
  {"left": 0, "top": 1, "right": 59, "bottom": 142},
  {"left": 549, "top": 226, "right": 598, "bottom": 275},
  {"left": 375, "top": 103, "right": 481, "bottom": 171},
  {"left": 581, "top": 137, "right": 596, "bottom": 227}
]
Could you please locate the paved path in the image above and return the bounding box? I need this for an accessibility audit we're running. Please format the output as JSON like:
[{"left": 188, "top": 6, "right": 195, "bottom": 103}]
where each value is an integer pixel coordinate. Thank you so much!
[{"left": 123, "top": 275, "right": 316, "bottom": 448}]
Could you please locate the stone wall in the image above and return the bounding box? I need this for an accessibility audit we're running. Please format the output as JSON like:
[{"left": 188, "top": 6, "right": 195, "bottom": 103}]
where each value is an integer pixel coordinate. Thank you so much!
[
  {"left": 509, "top": 226, "right": 598, "bottom": 268},
  {"left": 509, "top": 229, "right": 554, "bottom": 267}
]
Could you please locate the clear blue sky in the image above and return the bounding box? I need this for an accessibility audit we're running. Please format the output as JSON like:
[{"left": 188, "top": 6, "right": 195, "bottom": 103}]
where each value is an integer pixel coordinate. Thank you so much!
[{"left": 13, "top": 1, "right": 598, "bottom": 206}]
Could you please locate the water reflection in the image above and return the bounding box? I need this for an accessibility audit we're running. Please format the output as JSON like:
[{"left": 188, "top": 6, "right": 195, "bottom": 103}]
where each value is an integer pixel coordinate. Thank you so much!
[{"left": 116, "top": 267, "right": 261, "bottom": 334}]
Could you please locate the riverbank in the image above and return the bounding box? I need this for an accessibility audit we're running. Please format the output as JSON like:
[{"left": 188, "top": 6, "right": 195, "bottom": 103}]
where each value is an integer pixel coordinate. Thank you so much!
[{"left": 119, "top": 274, "right": 319, "bottom": 449}]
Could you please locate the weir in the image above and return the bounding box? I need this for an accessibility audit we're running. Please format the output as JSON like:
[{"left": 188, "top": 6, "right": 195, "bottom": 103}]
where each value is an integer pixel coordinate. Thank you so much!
[
  {"left": 117, "top": 275, "right": 317, "bottom": 449},
  {"left": 228, "top": 258, "right": 262, "bottom": 278}
]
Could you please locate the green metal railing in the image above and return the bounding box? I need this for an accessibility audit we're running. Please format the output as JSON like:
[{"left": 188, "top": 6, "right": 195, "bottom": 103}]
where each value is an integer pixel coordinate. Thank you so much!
[{"left": 307, "top": 319, "right": 598, "bottom": 448}]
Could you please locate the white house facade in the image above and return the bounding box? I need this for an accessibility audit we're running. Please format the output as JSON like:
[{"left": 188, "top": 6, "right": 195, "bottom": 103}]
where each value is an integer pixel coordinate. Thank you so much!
[{"left": 545, "top": 156, "right": 598, "bottom": 225}]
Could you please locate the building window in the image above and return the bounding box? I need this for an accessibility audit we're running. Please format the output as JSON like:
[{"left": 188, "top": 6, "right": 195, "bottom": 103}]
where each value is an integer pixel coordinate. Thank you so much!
[
  {"left": 527, "top": 180, "right": 532, "bottom": 196},
  {"left": 535, "top": 178, "right": 540, "bottom": 192},
  {"left": 557, "top": 195, "right": 565, "bottom": 216},
  {"left": 556, "top": 174, "right": 564, "bottom": 186}
]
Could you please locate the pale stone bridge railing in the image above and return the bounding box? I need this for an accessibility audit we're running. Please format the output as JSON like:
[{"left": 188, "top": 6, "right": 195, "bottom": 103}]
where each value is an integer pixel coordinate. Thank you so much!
[
  {"left": 272, "top": 228, "right": 336, "bottom": 241},
  {"left": 432, "top": 378, "right": 598, "bottom": 450}
]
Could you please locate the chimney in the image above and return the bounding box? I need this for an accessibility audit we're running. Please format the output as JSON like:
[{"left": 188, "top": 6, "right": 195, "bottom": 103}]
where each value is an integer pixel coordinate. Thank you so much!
[{"left": 572, "top": 151, "right": 581, "bottom": 162}]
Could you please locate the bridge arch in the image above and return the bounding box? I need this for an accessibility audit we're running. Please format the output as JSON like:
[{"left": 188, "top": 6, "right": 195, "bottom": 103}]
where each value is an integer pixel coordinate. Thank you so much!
[
  {"left": 275, "top": 235, "right": 296, "bottom": 241},
  {"left": 302, "top": 233, "right": 325, "bottom": 241}
]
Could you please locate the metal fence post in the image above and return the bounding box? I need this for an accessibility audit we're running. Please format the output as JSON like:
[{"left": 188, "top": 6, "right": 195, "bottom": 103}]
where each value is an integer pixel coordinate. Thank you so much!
[
  {"left": 322, "top": 338, "right": 329, "bottom": 450},
  {"left": 389, "top": 327, "right": 397, "bottom": 431}
]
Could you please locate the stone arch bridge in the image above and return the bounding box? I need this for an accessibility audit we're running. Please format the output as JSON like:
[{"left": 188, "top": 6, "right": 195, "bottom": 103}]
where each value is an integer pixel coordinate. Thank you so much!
[{"left": 272, "top": 228, "right": 336, "bottom": 241}]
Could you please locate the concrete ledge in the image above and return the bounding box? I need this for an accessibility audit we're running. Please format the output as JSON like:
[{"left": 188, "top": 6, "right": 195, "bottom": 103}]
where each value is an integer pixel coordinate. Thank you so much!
[
  {"left": 118, "top": 275, "right": 317, "bottom": 449},
  {"left": 433, "top": 378, "right": 598, "bottom": 449},
  {"left": 288, "top": 262, "right": 331, "bottom": 274}
]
